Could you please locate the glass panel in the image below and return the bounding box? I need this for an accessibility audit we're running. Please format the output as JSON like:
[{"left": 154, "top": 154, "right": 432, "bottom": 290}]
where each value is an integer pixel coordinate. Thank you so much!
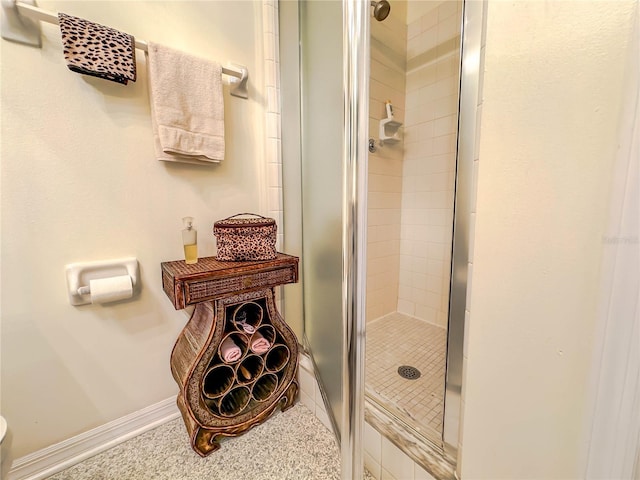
[
  {"left": 299, "top": 0, "right": 345, "bottom": 435},
  {"left": 364, "top": 0, "right": 464, "bottom": 456}
]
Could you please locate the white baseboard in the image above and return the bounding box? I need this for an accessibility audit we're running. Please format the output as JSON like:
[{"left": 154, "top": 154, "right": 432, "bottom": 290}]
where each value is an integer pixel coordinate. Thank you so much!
[{"left": 8, "top": 397, "right": 180, "bottom": 480}]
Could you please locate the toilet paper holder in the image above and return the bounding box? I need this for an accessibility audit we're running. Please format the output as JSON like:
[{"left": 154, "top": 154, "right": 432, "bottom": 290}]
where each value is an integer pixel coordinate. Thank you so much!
[{"left": 65, "top": 257, "right": 138, "bottom": 306}]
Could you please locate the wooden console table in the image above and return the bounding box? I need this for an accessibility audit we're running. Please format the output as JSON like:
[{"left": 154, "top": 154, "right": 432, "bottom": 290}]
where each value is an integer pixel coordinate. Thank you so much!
[{"left": 161, "top": 253, "right": 299, "bottom": 456}]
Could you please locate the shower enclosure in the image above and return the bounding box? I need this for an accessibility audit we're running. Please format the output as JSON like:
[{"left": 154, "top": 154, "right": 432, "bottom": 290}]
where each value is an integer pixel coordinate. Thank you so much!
[
  {"left": 280, "top": 0, "right": 481, "bottom": 478},
  {"left": 365, "top": 0, "right": 462, "bottom": 459}
]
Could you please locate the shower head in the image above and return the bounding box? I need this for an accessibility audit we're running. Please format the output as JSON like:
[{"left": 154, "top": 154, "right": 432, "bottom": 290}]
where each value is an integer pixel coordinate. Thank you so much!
[{"left": 371, "top": 0, "right": 391, "bottom": 21}]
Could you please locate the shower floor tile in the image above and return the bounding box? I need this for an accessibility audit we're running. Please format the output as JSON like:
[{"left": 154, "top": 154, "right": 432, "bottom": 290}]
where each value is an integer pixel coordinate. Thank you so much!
[{"left": 366, "top": 312, "right": 447, "bottom": 435}]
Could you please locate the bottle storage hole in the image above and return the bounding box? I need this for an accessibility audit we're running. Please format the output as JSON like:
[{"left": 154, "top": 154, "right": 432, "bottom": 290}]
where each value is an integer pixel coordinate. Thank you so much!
[
  {"left": 252, "top": 373, "right": 278, "bottom": 402},
  {"left": 265, "top": 344, "right": 290, "bottom": 373},
  {"left": 232, "top": 301, "right": 264, "bottom": 334},
  {"left": 219, "top": 386, "right": 252, "bottom": 417},
  {"left": 202, "top": 364, "right": 235, "bottom": 399},
  {"left": 250, "top": 324, "right": 276, "bottom": 355},
  {"left": 236, "top": 355, "right": 264, "bottom": 384},
  {"left": 218, "top": 332, "right": 249, "bottom": 364}
]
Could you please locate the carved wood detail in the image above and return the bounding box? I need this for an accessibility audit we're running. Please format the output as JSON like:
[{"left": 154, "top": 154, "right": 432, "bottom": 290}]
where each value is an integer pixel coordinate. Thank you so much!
[{"left": 163, "top": 255, "right": 300, "bottom": 457}]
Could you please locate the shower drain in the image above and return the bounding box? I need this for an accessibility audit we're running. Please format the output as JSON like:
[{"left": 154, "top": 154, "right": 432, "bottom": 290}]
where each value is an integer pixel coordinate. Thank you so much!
[{"left": 397, "top": 365, "right": 421, "bottom": 380}]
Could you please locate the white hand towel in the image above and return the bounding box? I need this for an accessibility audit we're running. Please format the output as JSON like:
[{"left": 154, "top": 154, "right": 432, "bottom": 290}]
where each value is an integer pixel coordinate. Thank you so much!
[{"left": 147, "top": 42, "right": 225, "bottom": 164}]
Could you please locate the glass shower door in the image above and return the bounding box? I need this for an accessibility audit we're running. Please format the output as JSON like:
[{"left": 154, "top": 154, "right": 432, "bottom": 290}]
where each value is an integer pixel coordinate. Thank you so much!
[
  {"left": 295, "top": 1, "right": 369, "bottom": 479},
  {"left": 298, "top": 0, "right": 345, "bottom": 436}
]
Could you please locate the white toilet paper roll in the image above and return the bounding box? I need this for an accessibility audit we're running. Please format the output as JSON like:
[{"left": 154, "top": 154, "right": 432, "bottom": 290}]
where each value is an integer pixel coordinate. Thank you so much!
[{"left": 89, "top": 275, "right": 133, "bottom": 304}]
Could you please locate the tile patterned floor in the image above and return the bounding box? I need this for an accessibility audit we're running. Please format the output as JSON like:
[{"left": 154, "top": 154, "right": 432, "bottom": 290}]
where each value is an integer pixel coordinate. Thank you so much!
[
  {"left": 46, "top": 403, "right": 364, "bottom": 480},
  {"left": 365, "top": 312, "right": 447, "bottom": 437}
]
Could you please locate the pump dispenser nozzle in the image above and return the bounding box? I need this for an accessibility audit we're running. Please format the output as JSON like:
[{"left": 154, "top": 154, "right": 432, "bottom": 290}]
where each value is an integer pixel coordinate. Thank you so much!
[{"left": 182, "top": 217, "right": 198, "bottom": 264}]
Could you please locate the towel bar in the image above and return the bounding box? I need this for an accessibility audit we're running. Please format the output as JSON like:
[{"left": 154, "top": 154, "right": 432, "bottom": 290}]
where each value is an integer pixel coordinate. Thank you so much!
[{"left": 1, "top": 0, "right": 250, "bottom": 98}]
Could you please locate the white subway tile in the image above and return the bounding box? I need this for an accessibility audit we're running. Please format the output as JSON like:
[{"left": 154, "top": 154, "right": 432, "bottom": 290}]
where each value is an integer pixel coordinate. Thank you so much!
[
  {"left": 478, "top": 46, "right": 486, "bottom": 106},
  {"left": 432, "top": 134, "right": 452, "bottom": 155},
  {"left": 298, "top": 352, "right": 313, "bottom": 371},
  {"left": 407, "top": 19, "right": 421, "bottom": 39},
  {"left": 437, "top": 310, "right": 448, "bottom": 328},
  {"left": 464, "top": 309, "right": 471, "bottom": 359},
  {"left": 382, "top": 295, "right": 398, "bottom": 314},
  {"left": 404, "top": 125, "right": 419, "bottom": 144},
  {"left": 465, "top": 262, "right": 474, "bottom": 308},
  {"left": 265, "top": 111, "right": 280, "bottom": 138},
  {"left": 406, "top": 70, "right": 422, "bottom": 94},
  {"left": 468, "top": 212, "right": 476, "bottom": 262},
  {"left": 382, "top": 437, "right": 415, "bottom": 480},
  {"left": 364, "top": 422, "right": 382, "bottom": 459},
  {"left": 417, "top": 138, "right": 434, "bottom": 158},
  {"left": 405, "top": 107, "right": 420, "bottom": 126},
  {"left": 474, "top": 104, "right": 483, "bottom": 161},
  {"left": 298, "top": 368, "right": 316, "bottom": 400},
  {"left": 407, "top": 35, "right": 422, "bottom": 61},
  {"left": 437, "top": 55, "right": 458, "bottom": 82},
  {"left": 267, "top": 162, "right": 280, "bottom": 187},
  {"left": 367, "top": 304, "right": 384, "bottom": 322},
  {"left": 365, "top": 452, "right": 382, "bottom": 480},
  {"left": 262, "top": 31, "right": 276, "bottom": 61},
  {"left": 427, "top": 154, "right": 451, "bottom": 174},
  {"left": 438, "top": 11, "right": 459, "bottom": 43},
  {"left": 314, "top": 405, "right": 333, "bottom": 432},
  {"left": 411, "top": 241, "right": 429, "bottom": 259},
  {"left": 419, "top": 63, "right": 438, "bottom": 87},
  {"left": 414, "top": 463, "right": 437, "bottom": 480},
  {"left": 415, "top": 303, "right": 438, "bottom": 323},
  {"left": 430, "top": 95, "right": 454, "bottom": 120},
  {"left": 412, "top": 271, "right": 428, "bottom": 290},
  {"left": 423, "top": 25, "right": 438, "bottom": 53},
  {"left": 423, "top": 290, "right": 441, "bottom": 309},
  {"left": 412, "top": 256, "right": 429, "bottom": 273},
  {"left": 426, "top": 242, "right": 445, "bottom": 261},
  {"left": 299, "top": 390, "right": 315, "bottom": 413},
  {"left": 428, "top": 207, "right": 450, "bottom": 225},
  {"left": 397, "top": 298, "right": 415, "bottom": 316},
  {"left": 421, "top": 11, "right": 438, "bottom": 32},
  {"left": 267, "top": 138, "right": 282, "bottom": 163},
  {"left": 418, "top": 120, "right": 435, "bottom": 139},
  {"left": 427, "top": 259, "right": 445, "bottom": 278},
  {"left": 427, "top": 274, "right": 443, "bottom": 295},
  {"left": 369, "top": 78, "right": 387, "bottom": 103},
  {"left": 419, "top": 83, "right": 435, "bottom": 105},
  {"left": 438, "top": 0, "right": 458, "bottom": 23},
  {"left": 381, "top": 467, "right": 398, "bottom": 480},
  {"left": 266, "top": 85, "right": 279, "bottom": 113},
  {"left": 434, "top": 114, "right": 456, "bottom": 137},
  {"left": 268, "top": 187, "right": 281, "bottom": 210},
  {"left": 263, "top": 3, "right": 275, "bottom": 34},
  {"left": 470, "top": 159, "right": 479, "bottom": 213}
]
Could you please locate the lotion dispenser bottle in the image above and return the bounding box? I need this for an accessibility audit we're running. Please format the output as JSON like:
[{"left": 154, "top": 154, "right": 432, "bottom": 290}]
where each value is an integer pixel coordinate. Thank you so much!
[{"left": 182, "top": 217, "right": 198, "bottom": 264}]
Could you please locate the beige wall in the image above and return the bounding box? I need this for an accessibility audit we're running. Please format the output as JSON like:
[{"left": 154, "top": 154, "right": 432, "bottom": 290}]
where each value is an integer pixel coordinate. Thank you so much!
[
  {"left": 1, "top": 0, "right": 266, "bottom": 458},
  {"left": 460, "top": 1, "right": 637, "bottom": 478}
]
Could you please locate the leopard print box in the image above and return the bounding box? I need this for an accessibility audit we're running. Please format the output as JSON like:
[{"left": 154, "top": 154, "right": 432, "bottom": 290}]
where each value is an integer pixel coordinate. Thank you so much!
[{"left": 214, "top": 214, "right": 277, "bottom": 262}]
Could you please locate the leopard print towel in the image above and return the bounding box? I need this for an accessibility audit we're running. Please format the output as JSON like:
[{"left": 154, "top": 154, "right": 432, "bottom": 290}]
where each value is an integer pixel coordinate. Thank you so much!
[{"left": 58, "top": 12, "right": 136, "bottom": 85}]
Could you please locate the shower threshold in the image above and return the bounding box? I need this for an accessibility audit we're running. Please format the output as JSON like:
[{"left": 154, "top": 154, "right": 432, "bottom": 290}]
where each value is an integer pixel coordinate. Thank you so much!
[
  {"left": 365, "top": 312, "right": 454, "bottom": 478},
  {"left": 364, "top": 395, "right": 456, "bottom": 480}
]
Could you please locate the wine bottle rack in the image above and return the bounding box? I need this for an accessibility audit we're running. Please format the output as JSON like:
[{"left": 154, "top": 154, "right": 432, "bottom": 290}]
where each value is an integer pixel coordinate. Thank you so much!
[{"left": 162, "top": 254, "right": 299, "bottom": 457}]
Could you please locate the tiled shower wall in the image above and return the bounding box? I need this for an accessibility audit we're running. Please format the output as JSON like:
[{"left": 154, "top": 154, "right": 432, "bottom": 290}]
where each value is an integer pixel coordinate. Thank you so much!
[
  {"left": 366, "top": 1, "right": 462, "bottom": 328},
  {"left": 264, "top": 0, "right": 283, "bottom": 250},
  {"left": 398, "top": 2, "right": 462, "bottom": 328},
  {"left": 366, "top": 1, "right": 407, "bottom": 322}
]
